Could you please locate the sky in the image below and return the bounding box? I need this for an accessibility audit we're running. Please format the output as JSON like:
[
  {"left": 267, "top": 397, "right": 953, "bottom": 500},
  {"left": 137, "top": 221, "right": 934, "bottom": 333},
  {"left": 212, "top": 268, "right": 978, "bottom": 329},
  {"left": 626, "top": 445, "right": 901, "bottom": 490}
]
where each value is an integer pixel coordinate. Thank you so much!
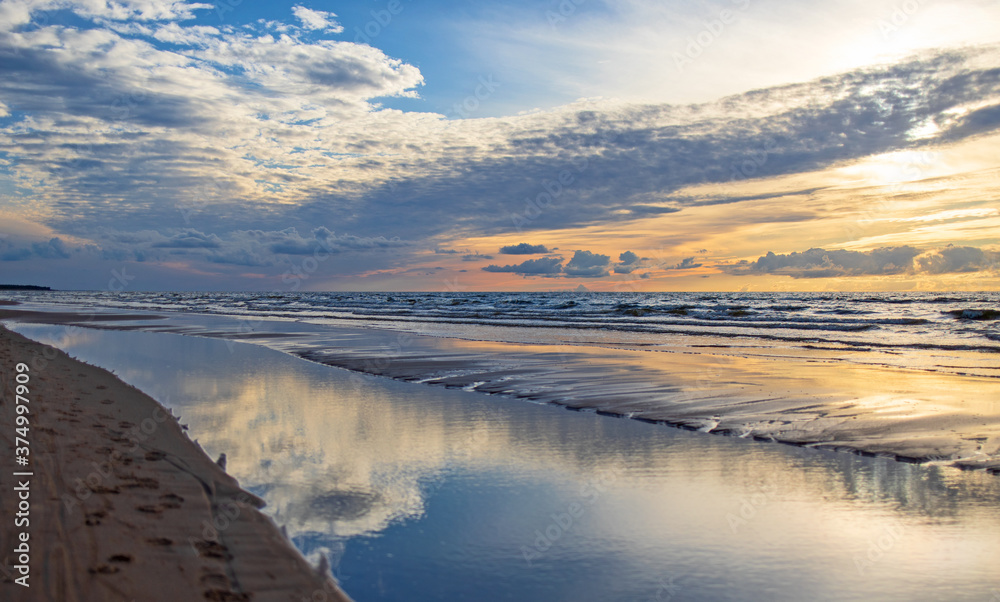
[{"left": 0, "top": 0, "right": 999, "bottom": 292}]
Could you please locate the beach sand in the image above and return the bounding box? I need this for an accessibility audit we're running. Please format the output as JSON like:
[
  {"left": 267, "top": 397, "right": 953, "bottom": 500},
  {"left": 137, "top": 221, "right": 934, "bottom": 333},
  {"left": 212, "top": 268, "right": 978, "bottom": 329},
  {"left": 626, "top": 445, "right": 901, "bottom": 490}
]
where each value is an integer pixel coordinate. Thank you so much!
[{"left": 0, "top": 324, "right": 351, "bottom": 601}]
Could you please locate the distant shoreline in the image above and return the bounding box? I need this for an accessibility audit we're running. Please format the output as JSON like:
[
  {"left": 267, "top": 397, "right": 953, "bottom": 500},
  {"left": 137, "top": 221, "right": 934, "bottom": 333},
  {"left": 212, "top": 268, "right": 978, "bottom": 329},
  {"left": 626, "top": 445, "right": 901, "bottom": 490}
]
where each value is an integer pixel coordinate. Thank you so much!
[{"left": 0, "top": 285, "right": 51, "bottom": 291}]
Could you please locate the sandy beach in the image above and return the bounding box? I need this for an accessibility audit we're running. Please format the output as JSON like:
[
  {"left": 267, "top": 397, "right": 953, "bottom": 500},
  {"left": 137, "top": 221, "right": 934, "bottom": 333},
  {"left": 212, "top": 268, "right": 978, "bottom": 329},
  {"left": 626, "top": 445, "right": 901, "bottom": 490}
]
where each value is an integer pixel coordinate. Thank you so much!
[{"left": 0, "top": 323, "right": 351, "bottom": 601}]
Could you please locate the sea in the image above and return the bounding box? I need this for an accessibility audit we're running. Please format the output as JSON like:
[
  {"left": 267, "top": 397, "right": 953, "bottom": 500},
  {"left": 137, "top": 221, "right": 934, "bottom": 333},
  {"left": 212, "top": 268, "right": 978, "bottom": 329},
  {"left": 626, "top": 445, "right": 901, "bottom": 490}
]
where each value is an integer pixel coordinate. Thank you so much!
[{"left": 4, "top": 289, "right": 1000, "bottom": 600}]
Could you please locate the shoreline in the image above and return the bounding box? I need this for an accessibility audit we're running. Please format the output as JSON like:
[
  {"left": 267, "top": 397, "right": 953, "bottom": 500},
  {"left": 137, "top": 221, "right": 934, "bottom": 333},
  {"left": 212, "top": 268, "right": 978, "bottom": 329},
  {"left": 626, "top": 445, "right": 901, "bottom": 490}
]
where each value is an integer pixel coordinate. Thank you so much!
[
  {"left": 2, "top": 304, "right": 999, "bottom": 475},
  {"left": 0, "top": 324, "right": 351, "bottom": 601}
]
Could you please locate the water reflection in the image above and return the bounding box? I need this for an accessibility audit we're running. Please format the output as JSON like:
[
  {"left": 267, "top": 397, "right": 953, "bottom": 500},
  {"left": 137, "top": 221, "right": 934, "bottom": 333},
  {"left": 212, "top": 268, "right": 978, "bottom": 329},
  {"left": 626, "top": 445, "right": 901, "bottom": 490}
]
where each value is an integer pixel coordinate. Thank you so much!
[{"left": 9, "top": 323, "right": 1000, "bottom": 602}]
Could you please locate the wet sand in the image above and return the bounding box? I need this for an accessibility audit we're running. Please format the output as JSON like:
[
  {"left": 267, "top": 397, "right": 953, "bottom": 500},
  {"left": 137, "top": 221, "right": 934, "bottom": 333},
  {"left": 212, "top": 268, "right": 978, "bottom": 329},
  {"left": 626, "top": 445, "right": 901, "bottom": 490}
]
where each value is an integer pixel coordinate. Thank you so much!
[
  {"left": 2, "top": 304, "right": 998, "bottom": 474},
  {"left": 0, "top": 324, "right": 351, "bottom": 601}
]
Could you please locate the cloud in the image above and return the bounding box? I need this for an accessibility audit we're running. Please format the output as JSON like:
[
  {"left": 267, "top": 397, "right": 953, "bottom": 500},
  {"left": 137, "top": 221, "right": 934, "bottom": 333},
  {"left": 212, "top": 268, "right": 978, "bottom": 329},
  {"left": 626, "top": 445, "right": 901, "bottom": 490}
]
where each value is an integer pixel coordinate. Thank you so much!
[
  {"left": 2, "top": 3, "right": 1000, "bottom": 288},
  {"left": 292, "top": 5, "right": 344, "bottom": 33},
  {"left": 482, "top": 256, "right": 563, "bottom": 276},
  {"left": 665, "top": 257, "right": 703, "bottom": 270},
  {"left": 499, "top": 243, "right": 551, "bottom": 254},
  {"left": 1, "top": 237, "right": 73, "bottom": 261},
  {"left": 563, "top": 250, "right": 610, "bottom": 278},
  {"left": 249, "top": 227, "right": 408, "bottom": 256},
  {"left": 152, "top": 230, "right": 221, "bottom": 249},
  {"left": 462, "top": 253, "right": 493, "bottom": 261},
  {"left": 913, "top": 245, "right": 1000, "bottom": 274},
  {"left": 613, "top": 250, "right": 641, "bottom": 274},
  {"left": 619, "top": 251, "right": 639, "bottom": 265},
  {"left": 12, "top": 35, "right": 1000, "bottom": 249},
  {"left": 482, "top": 249, "right": 624, "bottom": 278},
  {"left": 13, "top": 227, "right": 412, "bottom": 270},
  {"left": 721, "top": 246, "right": 1000, "bottom": 278},
  {"left": 627, "top": 205, "right": 681, "bottom": 216}
]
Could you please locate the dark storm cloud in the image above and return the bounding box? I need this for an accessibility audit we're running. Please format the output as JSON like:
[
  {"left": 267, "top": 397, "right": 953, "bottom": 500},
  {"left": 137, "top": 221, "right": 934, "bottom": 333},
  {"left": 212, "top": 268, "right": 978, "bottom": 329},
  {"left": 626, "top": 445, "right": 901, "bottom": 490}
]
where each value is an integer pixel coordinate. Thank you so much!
[
  {"left": 482, "top": 256, "right": 564, "bottom": 276},
  {"left": 1, "top": 237, "right": 72, "bottom": 261},
  {"left": 720, "top": 245, "right": 1000, "bottom": 278},
  {"left": 0, "top": 227, "right": 413, "bottom": 271},
  {"left": 664, "top": 257, "right": 703, "bottom": 270},
  {"left": 499, "top": 243, "right": 551, "bottom": 254}
]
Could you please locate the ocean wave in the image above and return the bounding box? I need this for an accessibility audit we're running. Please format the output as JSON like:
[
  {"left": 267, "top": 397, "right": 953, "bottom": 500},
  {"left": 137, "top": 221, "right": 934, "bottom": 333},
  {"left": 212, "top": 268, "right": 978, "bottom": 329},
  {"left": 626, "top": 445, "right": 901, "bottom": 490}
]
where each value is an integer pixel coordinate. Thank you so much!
[
  {"left": 5, "top": 290, "right": 999, "bottom": 359},
  {"left": 945, "top": 309, "right": 1000, "bottom": 321}
]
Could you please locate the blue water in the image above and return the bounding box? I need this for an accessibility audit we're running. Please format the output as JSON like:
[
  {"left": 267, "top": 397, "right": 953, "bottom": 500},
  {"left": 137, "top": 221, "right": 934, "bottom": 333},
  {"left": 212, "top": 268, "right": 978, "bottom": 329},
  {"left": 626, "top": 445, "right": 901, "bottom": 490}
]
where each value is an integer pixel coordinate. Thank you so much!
[
  {"left": 4, "top": 290, "right": 999, "bottom": 357},
  {"left": 7, "top": 321, "right": 1000, "bottom": 601}
]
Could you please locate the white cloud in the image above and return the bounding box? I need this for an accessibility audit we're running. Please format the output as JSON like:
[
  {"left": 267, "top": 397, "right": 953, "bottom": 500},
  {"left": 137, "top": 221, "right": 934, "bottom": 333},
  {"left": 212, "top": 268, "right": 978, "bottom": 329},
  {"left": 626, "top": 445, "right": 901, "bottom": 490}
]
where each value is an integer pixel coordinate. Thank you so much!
[
  {"left": 292, "top": 5, "right": 344, "bottom": 34},
  {"left": 152, "top": 23, "right": 220, "bottom": 45},
  {"left": 0, "top": 0, "right": 215, "bottom": 27}
]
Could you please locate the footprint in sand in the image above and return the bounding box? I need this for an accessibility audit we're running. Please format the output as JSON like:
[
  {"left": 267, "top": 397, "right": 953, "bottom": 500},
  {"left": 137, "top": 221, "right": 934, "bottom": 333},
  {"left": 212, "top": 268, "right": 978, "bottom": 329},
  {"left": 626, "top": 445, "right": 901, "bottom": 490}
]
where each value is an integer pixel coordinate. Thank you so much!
[
  {"left": 85, "top": 511, "right": 107, "bottom": 526},
  {"left": 146, "top": 537, "right": 173, "bottom": 546},
  {"left": 199, "top": 570, "right": 229, "bottom": 588},
  {"left": 203, "top": 588, "right": 250, "bottom": 601},
  {"left": 120, "top": 476, "right": 160, "bottom": 490},
  {"left": 194, "top": 540, "right": 232, "bottom": 560},
  {"left": 160, "top": 493, "right": 184, "bottom": 509},
  {"left": 88, "top": 564, "right": 120, "bottom": 575}
]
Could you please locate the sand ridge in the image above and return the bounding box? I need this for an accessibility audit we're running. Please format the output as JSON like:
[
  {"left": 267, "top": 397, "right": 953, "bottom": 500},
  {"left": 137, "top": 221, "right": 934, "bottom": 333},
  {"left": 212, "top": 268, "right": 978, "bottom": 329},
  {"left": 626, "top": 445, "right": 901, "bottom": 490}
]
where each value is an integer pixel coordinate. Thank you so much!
[{"left": 0, "top": 325, "right": 352, "bottom": 601}]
